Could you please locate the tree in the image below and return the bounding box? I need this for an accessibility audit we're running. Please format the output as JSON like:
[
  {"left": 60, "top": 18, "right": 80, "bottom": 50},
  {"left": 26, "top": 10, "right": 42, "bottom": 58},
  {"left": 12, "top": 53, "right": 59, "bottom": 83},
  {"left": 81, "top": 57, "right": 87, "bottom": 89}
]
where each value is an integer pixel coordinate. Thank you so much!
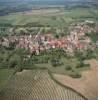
[
  {"left": 8, "top": 54, "right": 21, "bottom": 68},
  {"left": 65, "top": 65, "right": 72, "bottom": 70},
  {"left": 51, "top": 58, "right": 63, "bottom": 67},
  {"left": 70, "top": 72, "right": 81, "bottom": 78},
  {"left": 14, "top": 48, "right": 29, "bottom": 71}
]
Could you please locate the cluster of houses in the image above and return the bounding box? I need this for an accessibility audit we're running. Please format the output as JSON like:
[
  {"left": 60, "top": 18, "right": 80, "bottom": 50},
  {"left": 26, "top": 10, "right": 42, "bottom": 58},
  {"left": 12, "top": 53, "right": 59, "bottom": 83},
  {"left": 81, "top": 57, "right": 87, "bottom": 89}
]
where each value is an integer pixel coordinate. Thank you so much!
[{"left": 0, "top": 21, "right": 97, "bottom": 55}]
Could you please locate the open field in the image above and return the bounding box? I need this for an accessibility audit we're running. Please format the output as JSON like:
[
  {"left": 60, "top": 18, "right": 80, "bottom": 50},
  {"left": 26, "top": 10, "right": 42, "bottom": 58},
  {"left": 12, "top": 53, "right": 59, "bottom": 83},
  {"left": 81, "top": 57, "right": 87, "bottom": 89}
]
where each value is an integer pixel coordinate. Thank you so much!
[
  {"left": 0, "top": 69, "right": 86, "bottom": 100},
  {"left": 0, "top": 69, "right": 14, "bottom": 90},
  {"left": 0, "top": 8, "right": 97, "bottom": 26},
  {"left": 53, "top": 59, "right": 98, "bottom": 100},
  {"left": 35, "top": 57, "right": 90, "bottom": 75},
  {"left": 24, "top": 8, "right": 61, "bottom": 15}
]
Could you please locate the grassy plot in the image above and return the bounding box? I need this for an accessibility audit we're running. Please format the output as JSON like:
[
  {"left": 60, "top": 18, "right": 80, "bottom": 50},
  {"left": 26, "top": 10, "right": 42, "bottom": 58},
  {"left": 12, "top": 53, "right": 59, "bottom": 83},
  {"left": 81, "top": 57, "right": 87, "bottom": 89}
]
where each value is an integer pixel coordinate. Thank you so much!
[
  {"left": 0, "top": 69, "right": 14, "bottom": 89},
  {"left": 35, "top": 57, "right": 90, "bottom": 76},
  {"left": 0, "top": 8, "right": 95, "bottom": 26}
]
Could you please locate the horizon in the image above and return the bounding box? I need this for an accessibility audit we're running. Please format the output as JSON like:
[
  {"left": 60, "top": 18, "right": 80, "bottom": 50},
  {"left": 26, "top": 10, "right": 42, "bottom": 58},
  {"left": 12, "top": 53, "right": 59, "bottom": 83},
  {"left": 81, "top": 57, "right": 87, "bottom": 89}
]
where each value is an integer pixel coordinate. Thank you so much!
[{"left": 0, "top": 0, "right": 80, "bottom": 1}]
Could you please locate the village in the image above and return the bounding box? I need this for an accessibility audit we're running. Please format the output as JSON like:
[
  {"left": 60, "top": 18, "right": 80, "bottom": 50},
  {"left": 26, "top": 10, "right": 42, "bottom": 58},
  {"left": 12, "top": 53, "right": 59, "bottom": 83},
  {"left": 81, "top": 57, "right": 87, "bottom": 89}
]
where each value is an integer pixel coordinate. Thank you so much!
[{"left": 0, "top": 20, "right": 98, "bottom": 55}]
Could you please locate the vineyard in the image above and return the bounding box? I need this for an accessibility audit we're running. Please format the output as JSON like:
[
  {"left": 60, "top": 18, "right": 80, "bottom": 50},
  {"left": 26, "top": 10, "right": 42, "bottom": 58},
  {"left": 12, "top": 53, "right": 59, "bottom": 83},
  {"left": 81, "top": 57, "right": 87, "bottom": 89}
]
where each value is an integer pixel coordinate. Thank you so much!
[{"left": 0, "top": 69, "right": 87, "bottom": 100}]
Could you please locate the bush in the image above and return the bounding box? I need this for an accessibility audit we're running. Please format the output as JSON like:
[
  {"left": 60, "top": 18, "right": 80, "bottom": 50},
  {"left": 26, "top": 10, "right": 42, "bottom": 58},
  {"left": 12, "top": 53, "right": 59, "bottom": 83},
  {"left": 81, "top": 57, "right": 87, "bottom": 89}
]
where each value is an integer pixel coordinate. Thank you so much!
[
  {"left": 76, "top": 62, "right": 84, "bottom": 68},
  {"left": 9, "top": 61, "right": 17, "bottom": 68},
  {"left": 83, "top": 63, "right": 90, "bottom": 67},
  {"left": 76, "top": 62, "right": 90, "bottom": 68},
  {"left": 65, "top": 65, "right": 72, "bottom": 70},
  {"left": 51, "top": 59, "right": 63, "bottom": 67},
  {"left": 70, "top": 72, "right": 82, "bottom": 78}
]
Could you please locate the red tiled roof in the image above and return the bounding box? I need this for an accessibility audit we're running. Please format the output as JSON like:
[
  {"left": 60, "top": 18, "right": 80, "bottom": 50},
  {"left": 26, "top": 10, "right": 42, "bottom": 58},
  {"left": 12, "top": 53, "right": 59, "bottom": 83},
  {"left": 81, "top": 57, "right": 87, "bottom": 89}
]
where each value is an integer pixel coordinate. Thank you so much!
[
  {"left": 76, "top": 43, "right": 84, "bottom": 49},
  {"left": 95, "top": 26, "right": 98, "bottom": 30}
]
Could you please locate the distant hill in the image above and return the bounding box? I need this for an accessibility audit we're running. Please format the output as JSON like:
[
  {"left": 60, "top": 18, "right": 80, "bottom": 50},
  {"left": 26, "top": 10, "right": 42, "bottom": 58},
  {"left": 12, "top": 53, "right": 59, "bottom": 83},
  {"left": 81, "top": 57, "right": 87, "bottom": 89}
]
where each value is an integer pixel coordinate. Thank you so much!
[
  {"left": 0, "top": 0, "right": 98, "bottom": 7},
  {"left": 0, "top": 0, "right": 98, "bottom": 4},
  {"left": 0, "top": 0, "right": 98, "bottom": 16}
]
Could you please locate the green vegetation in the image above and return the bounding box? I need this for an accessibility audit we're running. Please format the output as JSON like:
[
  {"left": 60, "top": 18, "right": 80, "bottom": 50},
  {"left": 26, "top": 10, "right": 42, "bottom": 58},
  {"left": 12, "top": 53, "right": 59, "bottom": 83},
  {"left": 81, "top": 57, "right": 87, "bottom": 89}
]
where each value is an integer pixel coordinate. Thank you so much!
[
  {"left": 0, "top": 8, "right": 97, "bottom": 27},
  {"left": 32, "top": 49, "right": 90, "bottom": 76},
  {"left": 69, "top": 72, "right": 82, "bottom": 78},
  {"left": 0, "top": 69, "right": 14, "bottom": 89},
  {"left": 85, "top": 31, "right": 98, "bottom": 43},
  {"left": 0, "top": 45, "right": 90, "bottom": 77},
  {"left": 0, "top": 46, "right": 35, "bottom": 71}
]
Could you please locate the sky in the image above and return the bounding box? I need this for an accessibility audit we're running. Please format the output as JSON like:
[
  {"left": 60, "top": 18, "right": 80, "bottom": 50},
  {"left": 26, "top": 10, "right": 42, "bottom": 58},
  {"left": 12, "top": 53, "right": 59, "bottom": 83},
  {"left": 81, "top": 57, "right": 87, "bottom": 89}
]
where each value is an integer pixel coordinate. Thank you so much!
[
  {"left": 0, "top": 0, "right": 97, "bottom": 3},
  {"left": 0, "top": 0, "right": 87, "bottom": 1}
]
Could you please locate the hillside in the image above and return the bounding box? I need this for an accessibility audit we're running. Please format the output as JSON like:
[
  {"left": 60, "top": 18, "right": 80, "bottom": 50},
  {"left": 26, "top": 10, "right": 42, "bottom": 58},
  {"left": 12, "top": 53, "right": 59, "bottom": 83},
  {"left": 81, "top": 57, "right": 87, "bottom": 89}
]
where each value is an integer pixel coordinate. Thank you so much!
[
  {"left": 0, "top": 70, "right": 86, "bottom": 100},
  {"left": 53, "top": 59, "right": 98, "bottom": 100}
]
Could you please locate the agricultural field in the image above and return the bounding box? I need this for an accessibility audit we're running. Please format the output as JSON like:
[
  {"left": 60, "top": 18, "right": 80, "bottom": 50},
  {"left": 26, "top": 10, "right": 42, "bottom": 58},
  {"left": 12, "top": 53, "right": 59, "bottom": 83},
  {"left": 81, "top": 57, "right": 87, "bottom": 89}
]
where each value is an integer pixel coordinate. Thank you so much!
[
  {"left": 0, "top": 69, "right": 86, "bottom": 100},
  {"left": 53, "top": 59, "right": 98, "bottom": 100},
  {"left": 0, "top": 8, "right": 97, "bottom": 27},
  {"left": 0, "top": 69, "right": 14, "bottom": 90}
]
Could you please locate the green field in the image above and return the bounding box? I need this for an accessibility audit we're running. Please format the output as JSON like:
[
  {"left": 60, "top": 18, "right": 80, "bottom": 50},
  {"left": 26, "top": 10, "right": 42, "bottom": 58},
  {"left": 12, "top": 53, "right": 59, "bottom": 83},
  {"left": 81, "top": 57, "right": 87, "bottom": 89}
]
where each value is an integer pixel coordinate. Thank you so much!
[
  {"left": 0, "top": 69, "right": 14, "bottom": 90},
  {"left": 0, "top": 8, "right": 97, "bottom": 26},
  {"left": 35, "top": 57, "right": 90, "bottom": 76}
]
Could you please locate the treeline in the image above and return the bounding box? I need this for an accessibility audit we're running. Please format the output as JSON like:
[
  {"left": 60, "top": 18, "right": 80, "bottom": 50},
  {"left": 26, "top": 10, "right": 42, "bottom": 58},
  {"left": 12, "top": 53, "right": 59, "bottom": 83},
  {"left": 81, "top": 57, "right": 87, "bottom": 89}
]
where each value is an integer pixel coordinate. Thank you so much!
[
  {"left": 0, "top": 23, "right": 50, "bottom": 28},
  {"left": 0, "top": 43, "right": 92, "bottom": 78},
  {"left": 0, "top": 5, "right": 32, "bottom": 16},
  {"left": 0, "top": 22, "right": 51, "bottom": 36},
  {"left": 85, "top": 31, "right": 98, "bottom": 43},
  {"left": 0, "top": 45, "right": 34, "bottom": 71},
  {"left": 0, "top": 44, "right": 66, "bottom": 71}
]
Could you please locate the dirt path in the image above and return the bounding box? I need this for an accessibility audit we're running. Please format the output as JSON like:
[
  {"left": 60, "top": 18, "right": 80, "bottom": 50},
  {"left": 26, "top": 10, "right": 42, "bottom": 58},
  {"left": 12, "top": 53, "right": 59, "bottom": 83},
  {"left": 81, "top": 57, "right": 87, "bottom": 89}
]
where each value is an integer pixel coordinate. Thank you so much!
[{"left": 53, "top": 59, "right": 98, "bottom": 100}]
